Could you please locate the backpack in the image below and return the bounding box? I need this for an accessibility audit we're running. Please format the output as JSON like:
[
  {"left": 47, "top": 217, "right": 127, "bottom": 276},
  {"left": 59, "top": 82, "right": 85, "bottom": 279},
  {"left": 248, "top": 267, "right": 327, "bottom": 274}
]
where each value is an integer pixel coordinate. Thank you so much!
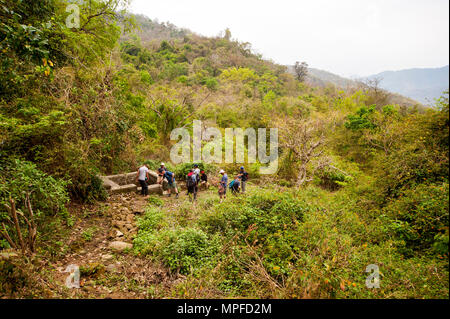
[
  {"left": 187, "top": 174, "right": 196, "bottom": 187},
  {"left": 229, "top": 180, "right": 235, "bottom": 189},
  {"left": 165, "top": 171, "right": 174, "bottom": 182}
]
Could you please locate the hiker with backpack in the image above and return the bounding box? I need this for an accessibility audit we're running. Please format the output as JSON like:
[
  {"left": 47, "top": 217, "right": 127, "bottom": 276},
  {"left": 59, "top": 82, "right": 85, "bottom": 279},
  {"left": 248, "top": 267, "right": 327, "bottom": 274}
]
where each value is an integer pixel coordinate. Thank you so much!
[
  {"left": 164, "top": 169, "right": 179, "bottom": 198},
  {"left": 186, "top": 169, "right": 198, "bottom": 202},
  {"left": 238, "top": 166, "right": 249, "bottom": 193},
  {"left": 218, "top": 169, "right": 228, "bottom": 203},
  {"left": 136, "top": 164, "right": 150, "bottom": 196},
  {"left": 200, "top": 170, "right": 209, "bottom": 189},
  {"left": 229, "top": 176, "right": 241, "bottom": 195}
]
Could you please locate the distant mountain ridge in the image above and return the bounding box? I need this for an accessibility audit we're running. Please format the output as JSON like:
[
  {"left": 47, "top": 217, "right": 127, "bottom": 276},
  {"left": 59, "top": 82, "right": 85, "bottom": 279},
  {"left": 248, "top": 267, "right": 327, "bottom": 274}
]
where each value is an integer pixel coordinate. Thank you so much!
[
  {"left": 288, "top": 64, "right": 448, "bottom": 106},
  {"left": 366, "top": 66, "right": 449, "bottom": 105},
  {"left": 287, "top": 66, "right": 420, "bottom": 106}
]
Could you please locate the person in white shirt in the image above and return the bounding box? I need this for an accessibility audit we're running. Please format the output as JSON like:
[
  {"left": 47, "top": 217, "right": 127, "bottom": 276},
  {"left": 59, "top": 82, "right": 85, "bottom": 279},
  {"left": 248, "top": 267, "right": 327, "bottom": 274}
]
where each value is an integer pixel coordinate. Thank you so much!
[
  {"left": 193, "top": 164, "right": 201, "bottom": 184},
  {"left": 136, "top": 164, "right": 150, "bottom": 196}
]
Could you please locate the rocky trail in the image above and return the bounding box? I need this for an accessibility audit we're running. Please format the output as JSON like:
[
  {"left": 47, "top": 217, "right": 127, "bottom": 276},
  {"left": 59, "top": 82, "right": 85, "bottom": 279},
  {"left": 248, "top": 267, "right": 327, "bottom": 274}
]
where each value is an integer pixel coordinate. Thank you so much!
[{"left": 48, "top": 193, "right": 181, "bottom": 299}]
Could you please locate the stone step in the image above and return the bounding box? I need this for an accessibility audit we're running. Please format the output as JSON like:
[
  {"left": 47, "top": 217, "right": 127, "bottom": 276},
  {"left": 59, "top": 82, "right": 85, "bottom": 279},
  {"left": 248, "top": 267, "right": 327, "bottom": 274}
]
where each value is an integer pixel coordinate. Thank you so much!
[
  {"left": 110, "top": 184, "right": 137, "bottom": 194},
  {"left": 137, "top": 184, "right": 163, "bottom": 195},
  {"left": 99, "top": 170, "right": 169, "bottom": 194}
]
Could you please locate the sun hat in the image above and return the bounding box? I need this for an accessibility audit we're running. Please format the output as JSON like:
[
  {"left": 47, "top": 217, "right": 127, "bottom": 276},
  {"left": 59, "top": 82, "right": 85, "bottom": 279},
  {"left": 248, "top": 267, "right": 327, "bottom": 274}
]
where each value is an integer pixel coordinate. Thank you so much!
[{"left": 219, "top": 169, "right": 225, "bottom": 174}]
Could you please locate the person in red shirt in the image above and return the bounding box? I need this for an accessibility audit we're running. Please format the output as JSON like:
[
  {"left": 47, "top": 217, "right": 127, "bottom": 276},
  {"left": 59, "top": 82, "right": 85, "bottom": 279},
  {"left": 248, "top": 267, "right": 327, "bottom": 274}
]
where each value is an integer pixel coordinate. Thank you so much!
[{"left": 199, "top": 170, "right": 209, "bottom": 189}]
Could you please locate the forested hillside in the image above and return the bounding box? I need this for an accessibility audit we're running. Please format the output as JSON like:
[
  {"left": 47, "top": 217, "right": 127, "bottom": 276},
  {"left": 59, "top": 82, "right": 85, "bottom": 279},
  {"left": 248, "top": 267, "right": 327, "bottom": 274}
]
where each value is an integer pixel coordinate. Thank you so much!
[{"left": 0, "top": 0, "right": 448, "bottom": 299}]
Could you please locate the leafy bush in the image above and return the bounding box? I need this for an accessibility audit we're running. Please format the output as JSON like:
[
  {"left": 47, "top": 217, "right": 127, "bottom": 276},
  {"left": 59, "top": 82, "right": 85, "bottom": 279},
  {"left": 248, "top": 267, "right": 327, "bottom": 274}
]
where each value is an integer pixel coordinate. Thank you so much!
[
  {"left": 203, "top": 77, "right": 219, "bottom": 91},
  {"left": 67, "top": 168, "right": 108, "bottom": 204},
  {"left": 317, "top": 167, "right": 353, "bottom": 191},
  {"left": 136, "top": 207, "right": 165, "bottom": 232},
  {"left": 160, "top": 228, "right": 220, "bottom": 274},
  {"left": 382, "top": 182, "right": 449, "bottom": 255},
  {"left": 199, "top": 190, "right": 307, "bottom": 240},
  {"left": 143, "top": 159, "right": 162, "bottom": 170},
  {"left": 134, "top": 205, "right": 220, "bottom": 274},
  {"left": 344, "top": 105, "right": 376, "bottom": 130},
  {"left": 0, "top": 159, "right": 69, "bottom": 218}
]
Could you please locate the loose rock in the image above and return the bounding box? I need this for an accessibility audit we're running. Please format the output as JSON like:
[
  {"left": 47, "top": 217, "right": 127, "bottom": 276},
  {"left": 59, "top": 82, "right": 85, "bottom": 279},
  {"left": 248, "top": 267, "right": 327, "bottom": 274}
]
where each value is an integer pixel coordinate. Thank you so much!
[{"left": 108, "top": 241, "right": 132, "bottom": 252}]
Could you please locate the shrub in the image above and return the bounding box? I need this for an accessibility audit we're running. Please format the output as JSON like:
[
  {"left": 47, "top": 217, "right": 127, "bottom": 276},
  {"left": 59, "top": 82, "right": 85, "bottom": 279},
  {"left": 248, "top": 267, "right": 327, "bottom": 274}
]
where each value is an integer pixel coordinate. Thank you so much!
[
  {"left": 0, "top": 159, "right": 69, "bottom": 218},
  {"left": 68, "top": 170, "right": 108, "bottom": 204},
  {"left": 136, "top": 207, "right": 165, "bottom": 232},
  {"left": 203, "top": 77, "right": 218, "bottom": 91},
  {"left": 134, "top": 225, "right": 220, "bottom": 275},
  {"left": 160, "top": 228, "right": 214, "bottom": 274},
  {"left": 199, "top": 190, "right": 307, "bottom": 240},
  {"left": 382, "top": 182, "right": 449, "bottom": 255},
  {"left": 317, "top": 168, "right": 353, "bottom": 191}
]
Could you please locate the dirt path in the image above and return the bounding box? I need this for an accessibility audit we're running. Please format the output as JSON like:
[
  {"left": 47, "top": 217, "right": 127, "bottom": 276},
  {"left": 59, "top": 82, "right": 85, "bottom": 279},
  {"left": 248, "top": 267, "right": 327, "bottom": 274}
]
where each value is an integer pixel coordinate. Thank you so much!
[{"left": 50, "top": 193, "right": 180, "bottom": 299}]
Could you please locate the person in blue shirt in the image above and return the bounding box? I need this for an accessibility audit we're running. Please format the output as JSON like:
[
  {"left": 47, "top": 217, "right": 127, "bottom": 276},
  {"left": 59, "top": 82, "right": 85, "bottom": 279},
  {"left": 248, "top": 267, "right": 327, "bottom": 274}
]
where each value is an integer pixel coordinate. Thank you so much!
[
  {"left": 230, "top": 176, "right": 241, "bottom": 195},
  {"left": 238, "top": 166, "right": 249, "bottom": 193},
  {"left": 164, "top": 170, "right": 179, "bottom": 198},
  {"left": 219, "top": 169, "right": 228, "bottom": 203}
]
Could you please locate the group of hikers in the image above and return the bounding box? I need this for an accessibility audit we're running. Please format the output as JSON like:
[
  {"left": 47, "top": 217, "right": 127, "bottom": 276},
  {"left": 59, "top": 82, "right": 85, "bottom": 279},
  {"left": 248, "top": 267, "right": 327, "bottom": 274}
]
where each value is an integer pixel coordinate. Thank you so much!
[{"left": 136, "top": 163, "right": 249, "bottom": 202}]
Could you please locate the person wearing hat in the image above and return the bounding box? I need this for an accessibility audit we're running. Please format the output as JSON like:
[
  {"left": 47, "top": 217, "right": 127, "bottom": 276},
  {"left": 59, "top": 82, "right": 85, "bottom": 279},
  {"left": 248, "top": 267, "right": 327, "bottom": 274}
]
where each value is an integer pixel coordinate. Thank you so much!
[
  {"left": 238, "top": 166, "right": 249, "bottom": 193},
  {"left": 219, "top": 169, "right": 228, "bottom": 203},
  {"left": 200, "top": 170, "right": 209, "bottom": 189},
  {"left": 157, "top": 163, "right": 165, "bottom": 185}
]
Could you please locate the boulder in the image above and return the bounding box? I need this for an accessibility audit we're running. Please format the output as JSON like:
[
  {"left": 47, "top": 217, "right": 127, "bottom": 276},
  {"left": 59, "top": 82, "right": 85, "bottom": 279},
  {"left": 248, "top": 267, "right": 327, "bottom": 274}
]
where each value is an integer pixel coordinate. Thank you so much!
[{"left": 108, "top": 241, "right": 132, "bottom": 252}]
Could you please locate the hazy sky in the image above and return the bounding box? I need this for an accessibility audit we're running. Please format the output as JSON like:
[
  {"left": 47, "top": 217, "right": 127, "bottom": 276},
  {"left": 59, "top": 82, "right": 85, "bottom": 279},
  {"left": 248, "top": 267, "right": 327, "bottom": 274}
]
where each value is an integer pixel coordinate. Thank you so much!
[{"left": 129, "top": 0, "right": 449, "bottom": 77}]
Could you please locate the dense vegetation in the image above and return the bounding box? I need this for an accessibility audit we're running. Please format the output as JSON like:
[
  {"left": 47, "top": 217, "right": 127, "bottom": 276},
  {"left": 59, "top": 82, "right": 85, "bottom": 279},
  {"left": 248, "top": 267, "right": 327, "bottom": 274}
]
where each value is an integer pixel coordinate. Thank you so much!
[{"left": 0, "top": 0, "right": 448, "bottom": 299}]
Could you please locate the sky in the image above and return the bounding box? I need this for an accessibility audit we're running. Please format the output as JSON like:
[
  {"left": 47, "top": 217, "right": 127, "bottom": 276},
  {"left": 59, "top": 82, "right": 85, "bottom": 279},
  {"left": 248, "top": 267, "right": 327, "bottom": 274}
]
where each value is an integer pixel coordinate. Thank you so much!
[{"left": 129, "top": 0, "right": 449, "bottom": 77}]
